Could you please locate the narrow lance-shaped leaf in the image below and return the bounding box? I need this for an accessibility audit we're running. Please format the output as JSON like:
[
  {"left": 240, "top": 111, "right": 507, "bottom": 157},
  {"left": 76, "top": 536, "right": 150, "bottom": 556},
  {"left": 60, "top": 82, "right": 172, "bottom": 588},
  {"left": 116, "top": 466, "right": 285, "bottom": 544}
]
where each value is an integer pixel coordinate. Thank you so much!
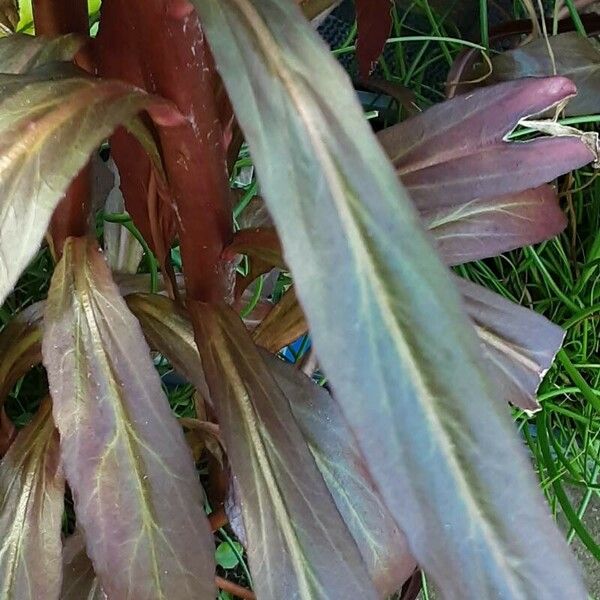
[
  {"left": 0, "top": 33, "right": 84, "bottom": 74},
  {"left": 457, "top": 276, "right": 566, "bottom": 414},
  {"left": 192, "top": 301, "right": 378, "bottom": 600},
  {"left": 0, "top": 67, "right": 181, "bottom": 306},
  {"left": 192, "top": 1, "right": 586, "bottom": 597},
  {"left": 128, "top": 292, "right": 412, "bottom": 595},
  {"left": 42, "top": 237, "right": 215, "bottom": 600},
  {"left": 266, "top": 352, "right": 416, "bottom": 597},
  {"left": 377, "top": 77, "right": 593, "bottom": 210},
  {"left": 0, "top": 398, "right": 64, "bottom": 600}
]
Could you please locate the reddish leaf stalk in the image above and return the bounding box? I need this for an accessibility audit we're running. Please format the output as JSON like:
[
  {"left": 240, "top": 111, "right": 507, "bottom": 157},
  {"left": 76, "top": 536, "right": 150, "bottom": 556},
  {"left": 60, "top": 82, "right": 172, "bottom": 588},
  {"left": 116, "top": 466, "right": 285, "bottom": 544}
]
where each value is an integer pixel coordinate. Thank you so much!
[
  {"left": 33, "top": 0, "right": 92, "bottom": 257},
  {"left": 215, "top": 577, "right": 256, "bottom": 600}
]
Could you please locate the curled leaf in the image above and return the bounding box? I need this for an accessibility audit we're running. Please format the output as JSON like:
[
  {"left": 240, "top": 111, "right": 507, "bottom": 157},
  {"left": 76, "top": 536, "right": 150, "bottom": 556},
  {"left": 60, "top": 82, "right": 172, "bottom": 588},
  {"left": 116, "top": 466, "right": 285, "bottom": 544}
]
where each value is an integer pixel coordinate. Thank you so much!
[
  {"left": 0, "top": 302, "right": 44, "bottom": 402},
  {"left": 0, "top": 68, "right": 180, "bottom": 306},
  {"left": 43, "top": 237, "right": 215, "bottom": 600}
]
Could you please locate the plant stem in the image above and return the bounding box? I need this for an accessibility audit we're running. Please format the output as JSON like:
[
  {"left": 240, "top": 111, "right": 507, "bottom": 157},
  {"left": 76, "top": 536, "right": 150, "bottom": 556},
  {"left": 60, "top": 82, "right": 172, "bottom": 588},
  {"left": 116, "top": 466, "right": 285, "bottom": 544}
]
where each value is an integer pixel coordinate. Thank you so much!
[{"left": 215, "top": 577, "right": 256, "bottom": 600}]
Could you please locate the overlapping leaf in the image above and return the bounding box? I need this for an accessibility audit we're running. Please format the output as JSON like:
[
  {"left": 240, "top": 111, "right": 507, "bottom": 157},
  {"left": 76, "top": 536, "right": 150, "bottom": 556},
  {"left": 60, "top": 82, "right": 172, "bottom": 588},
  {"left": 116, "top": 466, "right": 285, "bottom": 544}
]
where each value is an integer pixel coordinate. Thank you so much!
[
  {"left": 0, "top": 399, "right": 64, "bottom": 600},
  {"left": 458, "top": 277, "right": 566, "bottom": 414},
  {"left": 192, "top": 301, "right": 378, "bottom": 600},
  {"left": 61, "top": 532, "right": 106, "bottom": 600},
  {"left": 0, "top": 68, "right": 179, "bottom": 306},
  {"left": 192, "top": 0, "right": 587, "bottom": 596},
  {"left": 42, "top": 237, "right": 215, "bottom": 600},
  {"left": 253, "top": 286, "right": 308, "bottom": 352},
  {"left": 126, "top": 293, "right": 210, "bottom": 400},
  {"left": 129, "top": 292, "right": 410, "bottom": 594},
  {"left": 424, "top": 185, "right": 567, "bottom": 266},
  {"left": 377, "top": 77, "right": 593, "bottom": 210},
  {"left": 267, "top": 353, "right": 415, "bottom": 596},
  {"left": 487, "top": 32, "right": 600, "bottom": 116}
]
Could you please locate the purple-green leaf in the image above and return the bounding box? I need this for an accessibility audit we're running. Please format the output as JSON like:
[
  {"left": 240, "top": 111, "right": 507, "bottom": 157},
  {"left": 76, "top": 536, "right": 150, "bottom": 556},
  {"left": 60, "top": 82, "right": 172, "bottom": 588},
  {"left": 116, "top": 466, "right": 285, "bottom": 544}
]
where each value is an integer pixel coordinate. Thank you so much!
[
  {"left": 266, "top": 352, "right": 416, "bottom": 597},
  {"left": 378, "top": 77, "right": 593, "bottom": 210},
  {"left": 129, "top": 291, "right": 411, "bottom": 595},
  {"left": 458, "top": 277, "right": 566, "bottom": 414},
  {"left": 487, "top": 32, "right": 600, "bottom": 117},
  {"left": 0, "top": 68, "right": 179, "bottom": 307},
  {"left": 0, "top": 398, "right": 64, "bottom": 600},
  {"left": 424, "top": 185, "right": 567, "bottom": 266},
  {"left": 42, "top": 237, "right": 215, "bottom": 600},
  {"left": 192, "top": 1, "right": 586, "bottom": 596},
  {"left": 192, "top": 301, "right": 378, "bottom": 600}
]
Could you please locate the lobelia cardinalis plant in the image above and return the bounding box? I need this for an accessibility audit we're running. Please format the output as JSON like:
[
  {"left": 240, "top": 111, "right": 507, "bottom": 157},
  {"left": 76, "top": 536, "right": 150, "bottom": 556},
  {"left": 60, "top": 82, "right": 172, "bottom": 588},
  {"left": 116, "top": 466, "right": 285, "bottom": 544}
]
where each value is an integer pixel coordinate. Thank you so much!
[{"left": 0, "top": 0, "right": 596, "bottom": 598}]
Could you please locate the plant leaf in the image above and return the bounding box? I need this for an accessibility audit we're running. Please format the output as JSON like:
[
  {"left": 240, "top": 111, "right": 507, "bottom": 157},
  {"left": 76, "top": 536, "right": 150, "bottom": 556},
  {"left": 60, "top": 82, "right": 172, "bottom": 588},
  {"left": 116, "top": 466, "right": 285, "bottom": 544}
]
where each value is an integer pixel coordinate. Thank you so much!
[
  {"left": 266, "top": 352, "right": 416, "bottom": 597},
  {"left": 423, "top": 185, "right": 567, "bottom": 266},
  {"left": 192, "top": 1, "right": 586, "bottom": 596},
  {"left": 0, "top": 0, "right": 18, "bottom": 32},
  {"left": 253, "top": 286, "right": 308, "bottom": 352},
  {"left": 457, "top": 276, "right": 566, "bottom": 414},
  {"left": 192, "top": 301, "right": 378, "bottom": 600},
  {"left": 0, "top": 33, "right": 84, "bottom": 73},
  {"left": 487, "top": 32, "right": 600, "bottom": 116},
  {"left": 356, "top": 0, "right": 393, "bottom": 77},
  {"left": 0, "top": 69, "right": 179, "bottom": 307},
  {"left": 0, "top": 302, "right": 44, "bottom": 402},
  {"left": 377, "top": 77, "right": 594, "bottom": 210},
  {"left": 42, "top": 237, "right": 215, "bottom": 600},
  {"left": 125, "top": 292, "right": 211, "bottom": 400},
  {"left": 0, "top": 398, "right": 64, "bottom": 600},
  {"left": 61, "top": 532, "right": 107, "bottom": 600}
]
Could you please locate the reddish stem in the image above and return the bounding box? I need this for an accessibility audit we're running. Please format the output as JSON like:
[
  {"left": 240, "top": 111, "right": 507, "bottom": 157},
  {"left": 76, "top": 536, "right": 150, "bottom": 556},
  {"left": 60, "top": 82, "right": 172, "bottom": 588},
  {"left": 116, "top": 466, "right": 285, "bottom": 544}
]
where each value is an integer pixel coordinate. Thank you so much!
[
  {"left": 215, "top": 576, "right": 256, "bottom": 600},
  {"left": 33, "top": 0, "right": 92, "bottom": 257},
  {"left": 32, "top": 0, "right": 89, "bottom": 35},
  {"left": 209, "top": 507, "right": 229, "bottom": 532}
]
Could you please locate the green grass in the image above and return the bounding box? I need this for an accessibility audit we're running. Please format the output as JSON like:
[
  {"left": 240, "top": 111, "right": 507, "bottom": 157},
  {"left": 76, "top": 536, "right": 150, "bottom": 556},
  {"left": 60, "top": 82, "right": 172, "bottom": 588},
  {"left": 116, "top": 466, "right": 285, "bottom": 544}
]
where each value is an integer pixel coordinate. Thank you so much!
[{"left": 3, "top": 0, "right": 599, "bottom": 598}]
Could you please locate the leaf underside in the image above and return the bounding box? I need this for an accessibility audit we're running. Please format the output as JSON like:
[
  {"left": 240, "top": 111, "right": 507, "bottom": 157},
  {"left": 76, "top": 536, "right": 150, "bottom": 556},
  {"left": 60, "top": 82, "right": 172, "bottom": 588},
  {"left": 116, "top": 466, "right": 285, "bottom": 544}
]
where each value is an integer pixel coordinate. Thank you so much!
[{"left": 42, "top": 237, "right": 215, "bottom": 600}]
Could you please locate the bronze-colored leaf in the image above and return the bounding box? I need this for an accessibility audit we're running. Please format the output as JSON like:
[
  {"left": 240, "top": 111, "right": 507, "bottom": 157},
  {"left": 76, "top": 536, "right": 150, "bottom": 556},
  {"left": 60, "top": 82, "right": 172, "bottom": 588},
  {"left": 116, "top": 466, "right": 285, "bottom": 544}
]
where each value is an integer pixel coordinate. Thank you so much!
[
  {"left": 253, "top": 286, "right": 308, "bottom": 352},
  {"left": 0, "top": 67, "right": 180, "bottom": 306},
  {"left": 0, "top": 0, "right": 18, "bottom": 33},
  {"left": 42, "top": 237, "right": 215, "bottom": 600},
  {"left": 0, "top": 398, "right": 64, "bottom": 600},
  {"left": 192, "top": 301, "right": 378, "bottom": 600}
]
